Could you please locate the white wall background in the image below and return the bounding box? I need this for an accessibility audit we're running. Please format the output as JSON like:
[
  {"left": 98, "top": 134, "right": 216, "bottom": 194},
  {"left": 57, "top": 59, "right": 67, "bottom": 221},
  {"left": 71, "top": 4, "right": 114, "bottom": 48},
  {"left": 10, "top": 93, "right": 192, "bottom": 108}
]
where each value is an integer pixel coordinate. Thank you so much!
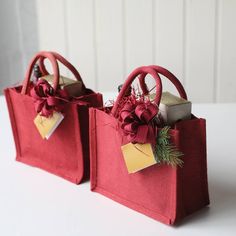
[
  {"left": 0, "top": 0, "right": 236, "bottom": 103},
  {"left": 0, "top": 0, "right": 38, "bottom": 90}
]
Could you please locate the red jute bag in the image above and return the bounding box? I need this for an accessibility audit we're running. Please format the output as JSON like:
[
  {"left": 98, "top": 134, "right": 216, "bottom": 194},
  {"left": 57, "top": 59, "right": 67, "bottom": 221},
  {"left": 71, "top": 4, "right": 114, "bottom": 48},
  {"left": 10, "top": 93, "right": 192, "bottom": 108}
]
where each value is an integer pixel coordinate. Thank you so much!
[
  {"left": 4, "top": 51, "right": 103, "bottom": 184},
  {"left": 89, "top": 65, "right": 209, "bottom": 225}
]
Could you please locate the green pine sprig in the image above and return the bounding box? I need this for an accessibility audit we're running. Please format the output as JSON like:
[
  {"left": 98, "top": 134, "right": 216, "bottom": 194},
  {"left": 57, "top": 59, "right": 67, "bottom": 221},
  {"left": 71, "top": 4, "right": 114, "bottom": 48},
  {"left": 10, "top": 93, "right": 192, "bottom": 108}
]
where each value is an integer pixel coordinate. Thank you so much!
[{"left": 153, "top": 126, "right": 184, "bottom": 167}]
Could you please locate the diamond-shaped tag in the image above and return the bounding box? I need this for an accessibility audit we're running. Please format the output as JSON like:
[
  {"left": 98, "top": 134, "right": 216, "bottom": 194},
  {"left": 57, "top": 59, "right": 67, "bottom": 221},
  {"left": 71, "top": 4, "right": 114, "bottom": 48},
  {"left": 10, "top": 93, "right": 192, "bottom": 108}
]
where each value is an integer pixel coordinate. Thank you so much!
[
  {"left": 121, "top": 143, "right": 157, "bottom": 173},
  {"left": 34, "top": 112, "right": 64, "bottom": 139}
]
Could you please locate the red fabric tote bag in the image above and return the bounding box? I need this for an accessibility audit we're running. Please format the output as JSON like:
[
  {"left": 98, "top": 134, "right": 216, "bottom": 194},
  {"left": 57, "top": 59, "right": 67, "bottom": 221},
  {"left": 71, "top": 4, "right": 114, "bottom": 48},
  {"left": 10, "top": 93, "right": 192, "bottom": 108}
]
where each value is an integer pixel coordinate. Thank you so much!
[
  {"left": 4, "top": 51, "right": 103, "bottom": 184},
  {"left": 89, "top": 65, "right": 209, "bottom": 225}
]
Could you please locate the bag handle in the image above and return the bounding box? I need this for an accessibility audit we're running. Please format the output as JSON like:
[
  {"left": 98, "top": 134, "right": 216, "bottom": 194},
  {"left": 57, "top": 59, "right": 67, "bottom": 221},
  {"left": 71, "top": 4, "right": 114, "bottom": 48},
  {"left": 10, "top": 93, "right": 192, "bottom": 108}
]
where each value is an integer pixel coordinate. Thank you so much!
[
  {"left": 111, "top": 66, "right": 163, "bottom": 118},
  {"left": 139, "top": 65, "right": 187, "bottom": 100},
  {"left": 38, "top": 51, "right": 86, "bottom": 90},
  {"left": 21, "top": 51, "right": 59, "bottom": 95}
]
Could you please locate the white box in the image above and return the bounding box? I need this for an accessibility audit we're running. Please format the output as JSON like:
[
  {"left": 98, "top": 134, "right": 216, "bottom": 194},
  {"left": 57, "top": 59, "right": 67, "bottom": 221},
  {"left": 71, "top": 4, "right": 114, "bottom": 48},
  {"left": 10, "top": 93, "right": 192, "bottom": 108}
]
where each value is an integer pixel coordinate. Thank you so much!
[{"left": 159, "top": 92, "right": 192, "bottom": 125}]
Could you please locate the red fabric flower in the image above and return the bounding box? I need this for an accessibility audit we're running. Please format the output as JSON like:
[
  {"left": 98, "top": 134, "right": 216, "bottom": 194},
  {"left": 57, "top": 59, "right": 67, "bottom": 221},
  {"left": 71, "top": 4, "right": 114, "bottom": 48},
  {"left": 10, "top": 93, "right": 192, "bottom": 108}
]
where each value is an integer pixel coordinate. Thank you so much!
[
  {"left": 30, "top": 79, "right": 69, "bottom": 117},
  {"left": 119, "top": 99, "right": 158, "bottom": 144}
]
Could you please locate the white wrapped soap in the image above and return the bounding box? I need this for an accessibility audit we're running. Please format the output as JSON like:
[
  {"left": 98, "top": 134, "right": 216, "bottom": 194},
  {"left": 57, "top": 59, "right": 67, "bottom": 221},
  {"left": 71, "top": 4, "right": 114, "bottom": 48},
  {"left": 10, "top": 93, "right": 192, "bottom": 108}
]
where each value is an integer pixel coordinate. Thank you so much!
[
  {"left": 39, "top": 75, "right": 83, "bottom": 97},
  {"left": 159, "top": 92, "right": 191, "bottom": 125}
]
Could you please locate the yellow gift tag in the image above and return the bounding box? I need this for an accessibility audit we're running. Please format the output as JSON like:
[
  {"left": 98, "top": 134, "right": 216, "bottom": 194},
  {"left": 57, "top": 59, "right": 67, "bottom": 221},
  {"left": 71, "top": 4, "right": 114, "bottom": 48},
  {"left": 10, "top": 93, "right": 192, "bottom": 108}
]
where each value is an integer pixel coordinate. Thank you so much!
[
  {"left": 121, "top": 143, "right": 157, "bottom": 173},
  {"left": 34, "top": 112, "right": 64, "bottom": 139}
]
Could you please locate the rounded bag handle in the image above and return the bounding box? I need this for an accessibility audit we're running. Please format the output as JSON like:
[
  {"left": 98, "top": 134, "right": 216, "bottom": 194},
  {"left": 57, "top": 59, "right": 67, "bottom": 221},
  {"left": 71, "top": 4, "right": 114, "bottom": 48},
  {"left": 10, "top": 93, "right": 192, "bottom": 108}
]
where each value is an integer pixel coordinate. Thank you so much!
[
  {"left": 139, "top": 65, "right": 188, "bottom": 100},
  {"left": 111, "top": 66, "right": 163, "bottom": 118},
  {"left": 21, "top": 51, "right": 59, "bottom": 95},
  {"left": 38, "top": 51, "right": 86, "bottom": 90}
]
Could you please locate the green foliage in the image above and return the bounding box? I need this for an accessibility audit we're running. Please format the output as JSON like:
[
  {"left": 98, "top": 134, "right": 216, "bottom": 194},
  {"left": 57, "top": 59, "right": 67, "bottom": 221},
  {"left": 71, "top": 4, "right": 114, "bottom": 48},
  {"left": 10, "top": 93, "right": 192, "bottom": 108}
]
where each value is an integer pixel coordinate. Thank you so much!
[{"left": 154, "top": 126, "right": 183, "bottom": 167}]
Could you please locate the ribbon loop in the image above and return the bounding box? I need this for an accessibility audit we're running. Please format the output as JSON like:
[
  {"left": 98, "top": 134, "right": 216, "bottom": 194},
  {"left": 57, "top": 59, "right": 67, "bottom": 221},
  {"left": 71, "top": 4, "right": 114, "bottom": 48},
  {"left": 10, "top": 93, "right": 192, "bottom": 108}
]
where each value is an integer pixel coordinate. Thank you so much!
[
  {"left": 30, "top": 79, "right": 69, "bottom": 117},
  {"left": 119, "top": 99, "right": 158, "bottom": 145}
]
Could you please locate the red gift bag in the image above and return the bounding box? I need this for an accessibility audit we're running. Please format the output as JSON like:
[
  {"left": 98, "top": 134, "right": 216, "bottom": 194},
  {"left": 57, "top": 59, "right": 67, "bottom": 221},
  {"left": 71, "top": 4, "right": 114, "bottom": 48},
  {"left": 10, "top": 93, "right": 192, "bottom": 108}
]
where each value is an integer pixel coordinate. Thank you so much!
[
  {"left": 4, "top": 51, "right": 103, "bottom": 184},
  {"left": 89, "top": 65, "right": 209, "bottom": 225}
]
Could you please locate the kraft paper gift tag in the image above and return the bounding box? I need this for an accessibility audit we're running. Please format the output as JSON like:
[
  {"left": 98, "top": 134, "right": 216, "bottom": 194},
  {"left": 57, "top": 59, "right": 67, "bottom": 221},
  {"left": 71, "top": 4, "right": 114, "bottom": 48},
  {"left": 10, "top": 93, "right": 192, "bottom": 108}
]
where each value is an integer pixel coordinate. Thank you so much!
[
  {"left": 121, "top": 143, "right": 157, "bottom": 173},
  {"left": 34, "top": 112, "right": 64, "bottom": 139}
]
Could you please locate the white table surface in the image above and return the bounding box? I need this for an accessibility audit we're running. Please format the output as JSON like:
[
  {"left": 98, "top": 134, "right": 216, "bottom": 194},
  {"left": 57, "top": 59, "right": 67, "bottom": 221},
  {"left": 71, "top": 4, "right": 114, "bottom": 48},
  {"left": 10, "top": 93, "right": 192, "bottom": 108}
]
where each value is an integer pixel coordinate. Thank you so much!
[{"left": 0, "top": 94, "right": 236, "bottom": 236}]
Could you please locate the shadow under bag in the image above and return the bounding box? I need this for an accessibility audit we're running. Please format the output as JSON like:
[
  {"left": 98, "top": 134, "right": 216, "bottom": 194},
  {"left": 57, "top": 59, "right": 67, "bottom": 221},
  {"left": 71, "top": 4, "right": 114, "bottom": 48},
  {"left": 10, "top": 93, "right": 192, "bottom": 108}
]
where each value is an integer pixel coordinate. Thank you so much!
[
  {"left": 4, "top": 51, "right": 103, "bottom": 184},
  {"left": 89, "top": 65, "right": 209, "bottom": 225}
]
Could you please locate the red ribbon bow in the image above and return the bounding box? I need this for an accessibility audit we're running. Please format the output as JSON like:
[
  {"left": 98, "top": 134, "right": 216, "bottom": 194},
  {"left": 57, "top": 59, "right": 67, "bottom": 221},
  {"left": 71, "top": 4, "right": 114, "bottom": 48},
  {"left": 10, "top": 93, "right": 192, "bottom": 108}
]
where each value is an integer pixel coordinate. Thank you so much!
[
  {"left": 119, "top": 100, "right": 158, "bottom": 144},
  {"left": 30, "top": 79, "right": 69, "bottom": 117}
]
